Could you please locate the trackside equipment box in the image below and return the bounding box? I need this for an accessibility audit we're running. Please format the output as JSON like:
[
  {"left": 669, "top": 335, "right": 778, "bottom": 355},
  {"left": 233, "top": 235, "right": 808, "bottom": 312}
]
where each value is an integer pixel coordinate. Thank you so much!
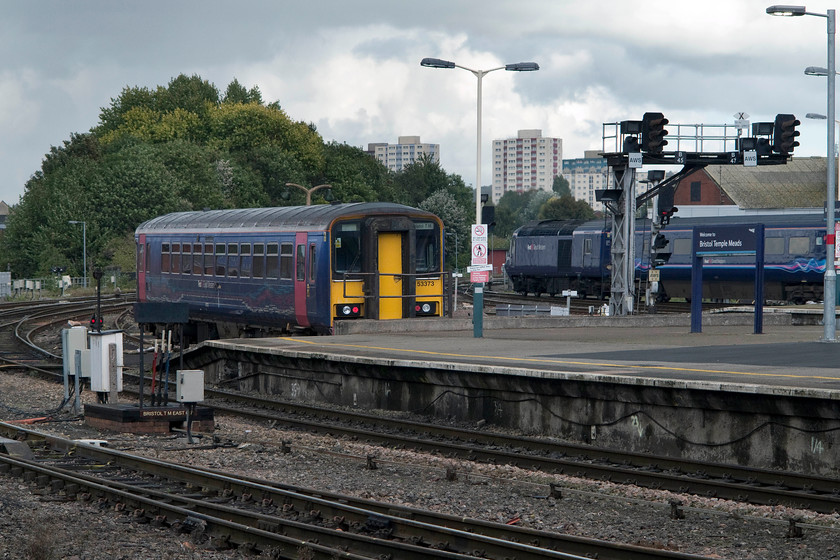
[
  {"left": 89, "top": 331, "right": 123, "bottom": 393},
  {"left": 176, "top": 370, "right": 204, "bottom": 403}
]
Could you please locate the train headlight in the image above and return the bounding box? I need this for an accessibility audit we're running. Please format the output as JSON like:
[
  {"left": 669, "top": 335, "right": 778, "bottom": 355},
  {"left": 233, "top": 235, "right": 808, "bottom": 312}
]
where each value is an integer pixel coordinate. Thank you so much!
[
  {"left": 336, "top": 304, "right": 362, "bottom": 318},
  {"left": 414, "top": 302, "right": 436, "bottom": 316}
]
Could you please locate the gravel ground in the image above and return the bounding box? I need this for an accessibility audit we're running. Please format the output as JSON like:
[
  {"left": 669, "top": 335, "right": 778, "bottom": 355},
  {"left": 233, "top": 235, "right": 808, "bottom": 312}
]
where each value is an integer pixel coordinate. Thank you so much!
[{"left": 3, "top": 370, "right": 840, "bottom": 560}]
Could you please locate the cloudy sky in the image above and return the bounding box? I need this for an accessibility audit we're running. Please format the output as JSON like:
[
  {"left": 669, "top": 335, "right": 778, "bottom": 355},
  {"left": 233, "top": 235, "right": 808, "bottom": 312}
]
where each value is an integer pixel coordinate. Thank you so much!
[{"left": 2, "top": 0, "right": 837, "bottom": 205}]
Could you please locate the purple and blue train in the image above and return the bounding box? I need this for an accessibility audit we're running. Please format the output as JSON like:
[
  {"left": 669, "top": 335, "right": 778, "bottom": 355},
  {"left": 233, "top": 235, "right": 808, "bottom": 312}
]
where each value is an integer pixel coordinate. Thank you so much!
[
  {"left": 136, "top": 203, "right": 446, "bottom": 339},
  {"left": 505, "top": 213, "right": 826, "bottom": 303}
]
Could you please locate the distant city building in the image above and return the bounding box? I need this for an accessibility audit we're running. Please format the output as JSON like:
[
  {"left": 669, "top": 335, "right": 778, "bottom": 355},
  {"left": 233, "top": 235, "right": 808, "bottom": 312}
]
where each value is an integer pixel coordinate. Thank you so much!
[
  {"left": 562, "top": 150, "right": 609, "bottom": 212},
  {"left": 491, "top": 130, "right": 562, "bottom": 203},
  {"left": 367, "top": 136, "right": 440, "bottom": 172}
]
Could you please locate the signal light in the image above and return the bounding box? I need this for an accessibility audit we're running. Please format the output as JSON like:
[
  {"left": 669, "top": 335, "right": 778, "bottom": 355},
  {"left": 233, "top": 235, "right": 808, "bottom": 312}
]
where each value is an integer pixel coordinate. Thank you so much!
[
  {"left": 660, "top": 206, "right": 678, "bottom": 226},
  {"left": 773, "top": 113, "right": 800, "bottom": 154},
  {"left": 90, "top": 315, "right": 103, "bottom": 331},
  {"left": 652, "top": 233, "right": 668, "bottom": 251},
  {"left": 641, "top": 112, "right": 669, "bottom": 154}
]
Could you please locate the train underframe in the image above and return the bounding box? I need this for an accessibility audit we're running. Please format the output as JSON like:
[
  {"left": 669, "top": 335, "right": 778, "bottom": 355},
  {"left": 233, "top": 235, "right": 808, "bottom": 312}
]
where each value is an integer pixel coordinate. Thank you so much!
[{"left": 509, "top": 274, "right": 608, "bottom": 299}]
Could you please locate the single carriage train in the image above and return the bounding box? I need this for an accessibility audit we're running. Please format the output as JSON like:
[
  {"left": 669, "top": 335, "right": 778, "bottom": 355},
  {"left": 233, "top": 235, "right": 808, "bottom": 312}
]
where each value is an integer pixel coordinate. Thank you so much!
[
  {"left": 505, "top": 213, "right": 826, "bottom": 304},
  {"left": 136, "top": 203, "right": 445, "bottom": 339}
]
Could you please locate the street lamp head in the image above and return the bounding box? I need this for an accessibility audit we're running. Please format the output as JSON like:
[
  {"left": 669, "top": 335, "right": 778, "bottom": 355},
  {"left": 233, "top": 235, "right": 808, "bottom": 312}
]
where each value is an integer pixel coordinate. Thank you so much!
[
  {"left": 504, "top": 62, "right": 540, "bottom": 72},
  {"left": 420, "top": 57, "right": 455, "bottom": 69},
  {"left": 766, "top": 5, "right": 807, "bottom": 16},
  {"left": 805, "top": 66, "right": 830, "bottom": 75},
  {"left": 806, "top": 112, "right": 828, "bottom": 119}
]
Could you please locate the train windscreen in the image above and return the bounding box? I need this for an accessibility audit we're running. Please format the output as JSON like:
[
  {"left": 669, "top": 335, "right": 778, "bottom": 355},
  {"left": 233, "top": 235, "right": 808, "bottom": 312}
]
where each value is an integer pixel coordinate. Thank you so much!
[
  {"left": 334, "top": 221, "right": 362, "bottom": 275},
  {"left": 415, "top": 221, "right": 440, "bottom": 273}
]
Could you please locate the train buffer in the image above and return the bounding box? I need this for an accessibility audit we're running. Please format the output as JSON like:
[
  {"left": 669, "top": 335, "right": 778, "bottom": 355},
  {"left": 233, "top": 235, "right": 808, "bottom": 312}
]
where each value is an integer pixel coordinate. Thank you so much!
[{"left": 495, "top": 304, "right": 570, "bottom": 317}]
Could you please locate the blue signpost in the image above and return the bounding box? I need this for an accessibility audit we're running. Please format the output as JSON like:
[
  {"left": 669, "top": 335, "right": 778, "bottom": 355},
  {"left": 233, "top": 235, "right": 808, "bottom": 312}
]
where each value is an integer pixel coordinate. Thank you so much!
[{"left": 690, "top": 224, "right": 765, "bottom": 334}]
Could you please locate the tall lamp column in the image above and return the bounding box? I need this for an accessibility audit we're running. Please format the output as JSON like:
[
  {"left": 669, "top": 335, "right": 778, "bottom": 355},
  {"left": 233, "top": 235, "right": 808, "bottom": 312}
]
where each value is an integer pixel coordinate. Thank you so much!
[{"left": 421, "top": 57, "right": 539, "bottom": 337}]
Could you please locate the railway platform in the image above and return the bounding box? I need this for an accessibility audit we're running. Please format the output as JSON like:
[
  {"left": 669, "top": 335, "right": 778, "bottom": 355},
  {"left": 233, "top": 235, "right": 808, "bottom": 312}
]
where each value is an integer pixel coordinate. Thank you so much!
[{"left": 182, "top": 310, "right": 840, "bottom": 478}]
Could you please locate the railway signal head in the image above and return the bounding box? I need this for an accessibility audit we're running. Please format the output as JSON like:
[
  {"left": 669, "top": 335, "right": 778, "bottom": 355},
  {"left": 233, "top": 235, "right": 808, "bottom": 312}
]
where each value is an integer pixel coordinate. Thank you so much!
[
  {"left": 642, "top": 112, "right": 669, "bottom": 154},
  {"left": 660, "top": 206, "right": 678, "bottom": 226},
  {"left": 773, "top": 113, "right": 800, "bottom": 154},
  {"left": 90, "top": 314, "right": 103, "bottom": 332}
]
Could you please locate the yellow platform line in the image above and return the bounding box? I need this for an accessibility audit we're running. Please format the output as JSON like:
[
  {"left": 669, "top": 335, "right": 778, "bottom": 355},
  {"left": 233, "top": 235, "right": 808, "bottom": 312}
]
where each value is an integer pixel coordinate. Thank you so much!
[{"left": 277, "top": 338, "right": 840, "bottom": 382}]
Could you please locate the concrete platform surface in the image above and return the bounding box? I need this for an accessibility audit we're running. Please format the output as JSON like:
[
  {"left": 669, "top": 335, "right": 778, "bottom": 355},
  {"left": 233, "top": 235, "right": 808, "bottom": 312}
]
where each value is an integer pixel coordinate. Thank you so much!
[{"left": 225, "top": 320, "right": 840, "bottom": 396}]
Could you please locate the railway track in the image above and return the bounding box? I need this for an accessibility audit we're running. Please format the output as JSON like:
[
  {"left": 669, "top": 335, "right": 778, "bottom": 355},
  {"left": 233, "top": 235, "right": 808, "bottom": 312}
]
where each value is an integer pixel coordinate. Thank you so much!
[{"left": 0, "top": 422, "right": 708, "bottom": 560}]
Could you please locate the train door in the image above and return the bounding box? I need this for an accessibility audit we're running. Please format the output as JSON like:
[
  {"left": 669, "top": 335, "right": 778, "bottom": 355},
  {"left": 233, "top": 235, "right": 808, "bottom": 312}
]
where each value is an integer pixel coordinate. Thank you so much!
[
  {"left": 137, "top": 234, "right": 146, "bottom": 300},
  {"left": 294, "top": 232, "right": 310, "bottom": 327},
  {"left": 378, "top": 232, "right": 403, "bottom": 319},
  {"left": 305, "top": 239, "right": 320, "bottom": 326}
]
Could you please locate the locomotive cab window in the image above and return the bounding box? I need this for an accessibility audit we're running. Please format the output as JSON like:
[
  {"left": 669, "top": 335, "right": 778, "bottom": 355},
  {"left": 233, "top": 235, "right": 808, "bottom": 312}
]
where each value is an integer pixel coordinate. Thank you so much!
[
  {"left": 333, "top": 221, "right": 362, "bottom": 276},
  {"left": 415, "top": 221, "right": 440, "bottom": 273}
]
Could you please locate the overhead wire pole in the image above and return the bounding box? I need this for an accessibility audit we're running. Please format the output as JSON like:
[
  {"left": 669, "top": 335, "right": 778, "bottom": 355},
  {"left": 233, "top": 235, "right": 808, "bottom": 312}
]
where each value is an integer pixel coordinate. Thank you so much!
[{"left": 420, "top": 57, "right": 539, "bottom": 337}]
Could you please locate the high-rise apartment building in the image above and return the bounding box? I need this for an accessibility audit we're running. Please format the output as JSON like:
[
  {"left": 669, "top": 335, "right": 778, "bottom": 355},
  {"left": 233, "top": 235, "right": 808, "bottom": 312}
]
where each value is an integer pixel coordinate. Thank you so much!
[
  {"left": 491, "top": 129, "right": 562, "bottom": 203},
  {"left": 367, "top": 136, "right": 440, "bottom": 172},
  {"left": 562, "top": 150, "right": 609, "bottom": 212}
]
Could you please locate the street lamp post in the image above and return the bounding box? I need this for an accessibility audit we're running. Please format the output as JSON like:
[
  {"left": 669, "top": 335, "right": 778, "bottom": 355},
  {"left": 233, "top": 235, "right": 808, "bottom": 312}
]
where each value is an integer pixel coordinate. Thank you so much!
[
  {"left": 68, "top": 220, "right": 87, "bottom": 288},
  {"left": 767, "top": 5, "right": 836, "bottom": 342},
  {"left": 421, "top": 57, "right": 539, "bottom": 337},
  {"left": 285, "top": 182, "right": 331, "bottom": 206}
]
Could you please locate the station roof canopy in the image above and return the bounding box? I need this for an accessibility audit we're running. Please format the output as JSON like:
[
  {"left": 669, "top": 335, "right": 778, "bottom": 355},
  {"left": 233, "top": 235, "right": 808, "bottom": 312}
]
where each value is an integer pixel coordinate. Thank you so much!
[{"left": 706, "top": 156, "right": 827, "bottom": 209}]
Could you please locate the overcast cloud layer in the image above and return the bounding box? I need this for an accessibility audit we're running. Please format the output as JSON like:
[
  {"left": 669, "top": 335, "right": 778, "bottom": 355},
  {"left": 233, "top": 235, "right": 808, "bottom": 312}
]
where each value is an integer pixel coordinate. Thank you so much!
[{"left": 1, "top": 0, "right": 836, "bottom": 205}]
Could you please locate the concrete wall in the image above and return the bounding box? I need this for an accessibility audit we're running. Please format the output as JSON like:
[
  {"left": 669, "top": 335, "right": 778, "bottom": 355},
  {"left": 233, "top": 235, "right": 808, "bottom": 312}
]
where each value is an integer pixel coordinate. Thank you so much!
[{"left": 186, "top": 337, "right": 840, "bottom": 478}]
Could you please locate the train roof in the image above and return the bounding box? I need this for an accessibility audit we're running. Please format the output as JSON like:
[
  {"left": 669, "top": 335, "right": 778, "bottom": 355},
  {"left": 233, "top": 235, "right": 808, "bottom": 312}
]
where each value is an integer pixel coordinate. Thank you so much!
[
  {"left": 135, "top": 203, "right": 439, "bottom": 234},
  {"left": 514, "top": 219, "right": 589, "bottom": 236}
]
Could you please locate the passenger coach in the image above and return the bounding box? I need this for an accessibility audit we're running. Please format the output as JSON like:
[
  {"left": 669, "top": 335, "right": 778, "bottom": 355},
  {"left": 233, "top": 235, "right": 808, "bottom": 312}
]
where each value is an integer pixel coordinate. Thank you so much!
[{"left": 136, "top": 203, "right": 445, "bottom": 338}]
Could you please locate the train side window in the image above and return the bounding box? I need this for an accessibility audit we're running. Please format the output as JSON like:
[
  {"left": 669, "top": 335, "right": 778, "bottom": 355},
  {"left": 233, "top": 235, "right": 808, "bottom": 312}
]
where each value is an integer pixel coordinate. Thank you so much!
[
  {"left": 171, "top": 243, "right": 181, "bottom": 274},
  {"left": 240, "top": 244, "right": 252, "bottom": 278},
  {"left": 145, "top": 242, "right": 150, "bottom": 272},
  {"left": 192, "top": 244, "right": 202, "bottom": 274},
  {"left": 180, "top": 245, "right": 192, "bottom": 276},
  {"left": 227, "top": 243, "right": 239, "bottom": 277},
  {"left": 673, "top": 238, "right": 691, "bottom": 255},
  {"left": 203, "top": 244, "right": 214, "bottom": 276},
  {"left": 765, "top": 237, "right": 785, "bottom": 255},
  {"left": 584, "top": 238, "right": 592, "bottom": 255},
  {"left": 161, "top": 243, "right": 170, "bottom": 274},
  {"left": 789, "top": 236, "right": 810, "bottom": 256},
  {"left": 215, "top": 243, "right": 226, "bottom": 277},
  {"left": 266, "top": 243, "right": 280, "bottom": 280},
  {"left": 309, "top": 244, "right": 317, "bottom": 281},
  {"left": 253, "top": 243, "right": 265, "bottom": 278},
  {"left": 279, "top": 243, "right": 293, "bottom": 279},
  {"left": 296, "top": 244, "right": 306, "bottom": 281}
]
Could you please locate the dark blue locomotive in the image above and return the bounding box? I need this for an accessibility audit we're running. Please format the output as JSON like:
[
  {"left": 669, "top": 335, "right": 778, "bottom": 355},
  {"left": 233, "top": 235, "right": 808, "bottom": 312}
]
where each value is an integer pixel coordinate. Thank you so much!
[
  {"left": 136, "top": 203, "right": 445, "bottom": 338},
  {"left": 505, "top": 213, "right": 826, "bottom": 303}
]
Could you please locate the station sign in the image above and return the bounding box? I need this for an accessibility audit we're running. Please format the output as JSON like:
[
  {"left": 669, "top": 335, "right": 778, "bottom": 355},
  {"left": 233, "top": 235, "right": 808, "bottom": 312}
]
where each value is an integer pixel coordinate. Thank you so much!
[
  {"left": 693, "top": 224, "right": 759, "bottom": 255},
  {"left": 467, "top": 264, "right": 493, "bottom": 273},
  {"left": 471, "top": 223, "right": 488, "bottom": 266},
  {"left": 470, "top": 270, "right": 490, "bottom": 283}
]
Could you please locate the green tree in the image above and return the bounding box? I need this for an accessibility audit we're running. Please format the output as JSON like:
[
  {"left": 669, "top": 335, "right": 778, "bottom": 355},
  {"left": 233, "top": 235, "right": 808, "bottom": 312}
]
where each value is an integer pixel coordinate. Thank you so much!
[
  {"left": 552, "top": 175, "right": 571, "bottom": 197},
  {"left": 538, "top": 195, "right": 596, "bottom": 221},
  {"left": 419, "top": 189, "right": 468, "bottom": 270}
]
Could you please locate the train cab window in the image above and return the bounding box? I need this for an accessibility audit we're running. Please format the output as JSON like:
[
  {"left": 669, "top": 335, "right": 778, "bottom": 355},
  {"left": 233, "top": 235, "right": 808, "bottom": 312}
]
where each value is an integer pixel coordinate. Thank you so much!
[
  {"left": 253, "top": 243, "right": 265, "bottom": 278},
  {"left": 279, "top": 243, "right": 293, "bottom": 279},
  {"left": 296, "top": 244, "right": 306, "bottom": 281},
  {"left": 765, "top": 237, "right": 785, "bottom": 255},
  {"left": 203, "top": 244, "right": 214, "bottom": 276},
  {"left": 333, "top": 221, "right": 362, "bottom": 276},
  {"left": 789, "top": 236, "right": 810, "bottom": 256},
  {"left": 227, "top": 243, "right": 239, "bottom": 277},
  {"left": 161, "top": 243, "right": 170, "bottom": 274},
  {"left": 415, "top": 221, "right": 440, "bottom": 273},
  {"left": 584, "top": 238, "right": 592, "bottom": 255},
  {"left": 673, "top": 238, "right": 692, "bottom": 255},
  {"left": 266, "top": 243, "right": 280, "bottom": 280},
  {"left": 309, "top": 244, "right": 317, "bottom": 281},
  {"left": 171, "top": 243, "right": 181, "bottom": 274}
]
